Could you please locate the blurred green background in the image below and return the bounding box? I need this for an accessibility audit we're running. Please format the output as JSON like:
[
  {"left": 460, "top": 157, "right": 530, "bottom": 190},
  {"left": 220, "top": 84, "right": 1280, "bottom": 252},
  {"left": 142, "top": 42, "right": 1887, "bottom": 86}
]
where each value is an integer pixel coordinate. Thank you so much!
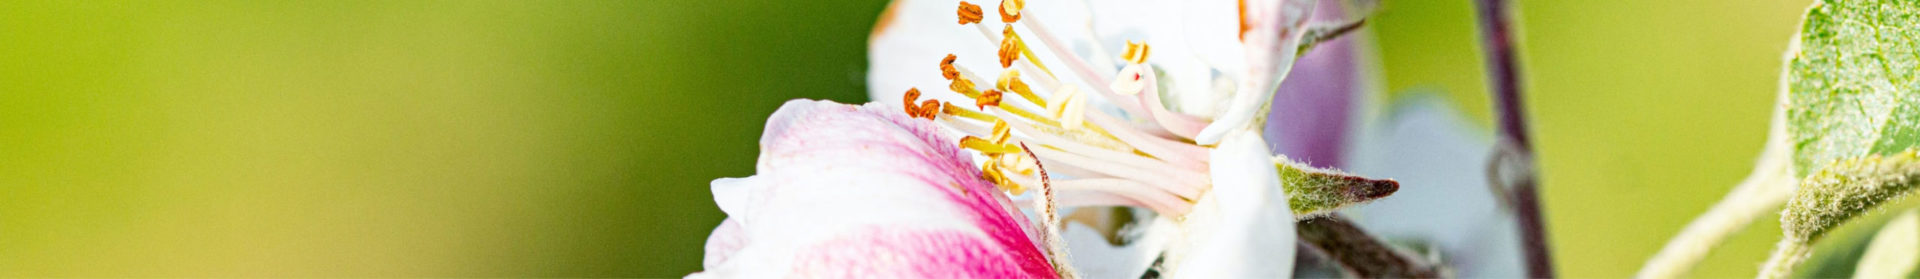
[{"left": 1, "top": 0, "right": 1885, "bottom": 277}]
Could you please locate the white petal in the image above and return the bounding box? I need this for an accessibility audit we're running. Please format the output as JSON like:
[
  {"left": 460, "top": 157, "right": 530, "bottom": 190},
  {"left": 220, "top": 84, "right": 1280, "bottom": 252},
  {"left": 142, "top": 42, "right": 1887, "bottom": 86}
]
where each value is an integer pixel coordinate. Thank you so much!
[
  {"left": 709, "top": 177, "right": 754, "bottom": 218},
  {"left": 1089, "top": 0, "right": 1240, "bottom": 117},
  {"left": 867, "top": 0, "right": 1001, "bottom": 106},
  {"left": 1194, "top": 0, "right": 1315, "bottom": 145},
  {"left": 1169, "top": 129, "right": 1296, "bottom": 278}
]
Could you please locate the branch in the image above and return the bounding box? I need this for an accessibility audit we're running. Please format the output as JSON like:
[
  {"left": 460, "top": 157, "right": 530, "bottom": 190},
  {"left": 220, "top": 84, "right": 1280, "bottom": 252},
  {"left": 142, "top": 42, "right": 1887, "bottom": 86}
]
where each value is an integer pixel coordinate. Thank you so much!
[
  {"left": 1296, "top": 214, "right": 1444, "bottom": 278},
  {"left": 1470, "top": 0, "right": 1555, "bottom": 277}
]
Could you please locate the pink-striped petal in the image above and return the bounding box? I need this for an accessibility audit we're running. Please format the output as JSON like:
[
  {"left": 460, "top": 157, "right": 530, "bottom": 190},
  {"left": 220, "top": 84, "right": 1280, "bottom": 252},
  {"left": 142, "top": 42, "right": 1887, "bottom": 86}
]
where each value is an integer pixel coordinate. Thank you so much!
[{"left": 690, "top": 100, "right": 1057, "bottom": 278}]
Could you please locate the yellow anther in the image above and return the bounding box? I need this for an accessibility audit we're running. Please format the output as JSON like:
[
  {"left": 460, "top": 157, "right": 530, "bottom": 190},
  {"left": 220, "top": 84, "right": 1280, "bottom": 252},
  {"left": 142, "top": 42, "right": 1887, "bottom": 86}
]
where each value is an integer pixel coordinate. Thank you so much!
[
  {"left": 991, "top": 120, "right": 1012, "bottom": 144},
  {"left": 1000, "top": 26, "right": 1054, "bottom": 75},
  {"left": 1047, "top": 85, "right": 1086, "bottom": 129},
  {"left": 980, "top": 159, "right": 1027, "bottom": 194},
  {"left": 996, "top": 69, "right": 1045, "bottom": 106},
  {"left": 997, "top": 152, "right": 1037, "bottom": 176},
  {"left": 949, "top": 76, "right": 982, "bottom": 98},
  {"left": 957, "top": 1, "right": 985, "bottom": 25},
  {"left": 960, "top": 136, "right": 1023, "bottom": 154},
  {"left": 995, "top": 69, "right": 1020, "bottom": 91},
  {"left": 1122, "top": 41, "right": 1151, "bottom": 64},
  {"left": 999, "top": 0, "right": 1024, "bottom": 23}
]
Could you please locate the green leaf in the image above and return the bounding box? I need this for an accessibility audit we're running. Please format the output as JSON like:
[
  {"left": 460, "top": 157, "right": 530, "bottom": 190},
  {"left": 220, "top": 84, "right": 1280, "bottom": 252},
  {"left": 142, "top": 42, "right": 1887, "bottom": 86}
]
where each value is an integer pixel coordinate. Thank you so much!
[
  {"left": 1274, "top": 156, "right": 1399, "bottom": 219},
  {"left": 1853, "top": 209, "right": 1920, "bottom": 279},
  {"left": 1787, "top": 0, "right": 1920, "bottom": 178}
]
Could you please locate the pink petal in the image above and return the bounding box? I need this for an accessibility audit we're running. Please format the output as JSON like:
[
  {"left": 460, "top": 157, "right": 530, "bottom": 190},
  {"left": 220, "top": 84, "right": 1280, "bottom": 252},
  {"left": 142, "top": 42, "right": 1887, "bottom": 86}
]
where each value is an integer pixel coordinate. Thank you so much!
[{"left": 693, "top": 100, "right": 1057, "bottom": 278}]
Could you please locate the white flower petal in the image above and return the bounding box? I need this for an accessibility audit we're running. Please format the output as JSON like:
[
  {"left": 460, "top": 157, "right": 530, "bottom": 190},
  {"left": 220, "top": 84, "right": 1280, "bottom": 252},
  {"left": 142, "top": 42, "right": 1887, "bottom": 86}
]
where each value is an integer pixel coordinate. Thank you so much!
[
  {"left": 1167, "top": 129, "right": 1296, "bottom": 278},
  {"left": 867, "top": 0, "right": 1002, "bottom": 106},
  {"left": 1195, "top": 0, "right": 1315, "bottom": 145}
]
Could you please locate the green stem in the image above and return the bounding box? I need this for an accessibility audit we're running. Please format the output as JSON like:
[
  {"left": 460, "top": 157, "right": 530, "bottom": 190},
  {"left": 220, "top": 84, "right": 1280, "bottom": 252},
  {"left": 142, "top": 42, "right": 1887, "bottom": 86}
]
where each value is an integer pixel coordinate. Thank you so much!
[{"left": 1758, "top": 239, "right": 1812, "bottom": 279}]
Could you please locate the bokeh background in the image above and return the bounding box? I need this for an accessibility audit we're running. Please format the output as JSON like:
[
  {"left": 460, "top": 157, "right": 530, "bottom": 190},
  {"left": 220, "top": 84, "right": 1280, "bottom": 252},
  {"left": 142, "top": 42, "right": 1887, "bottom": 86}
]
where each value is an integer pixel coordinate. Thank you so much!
[{"left": 5, "top": 0, "right": 1891, "bottom": 277}]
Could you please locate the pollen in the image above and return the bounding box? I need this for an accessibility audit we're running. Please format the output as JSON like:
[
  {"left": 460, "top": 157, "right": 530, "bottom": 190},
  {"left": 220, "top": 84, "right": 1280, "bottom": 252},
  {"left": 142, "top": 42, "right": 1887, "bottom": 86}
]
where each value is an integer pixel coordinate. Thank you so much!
[
  {"left": 998, "top": 35, "right": 1021, "bottom": 68},
  {"left": 976, "top": 89, "right": 1004, "bottom": 109},
  {"left": 998, "top": 0, "right": 1024, "bottom": 23},
  {"left": 1121, "top": 41, "right": 1151, "bottom": 64},
  {"left": 940, "top": 54, "right": 961, "bottom": 80},
  {"left": 902, "top": 88, "right": 941, "bottom": 120},
  {"left": 957, "top": 1, "right": 985, "bottom": 25}
]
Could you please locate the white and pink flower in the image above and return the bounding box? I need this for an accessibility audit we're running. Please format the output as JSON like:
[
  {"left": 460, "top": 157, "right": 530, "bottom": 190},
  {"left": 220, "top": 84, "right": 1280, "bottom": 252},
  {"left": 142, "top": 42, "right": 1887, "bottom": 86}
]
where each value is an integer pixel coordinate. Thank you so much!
[{"left": 691, "top": 100, "right": 1064, "bottom": 278}]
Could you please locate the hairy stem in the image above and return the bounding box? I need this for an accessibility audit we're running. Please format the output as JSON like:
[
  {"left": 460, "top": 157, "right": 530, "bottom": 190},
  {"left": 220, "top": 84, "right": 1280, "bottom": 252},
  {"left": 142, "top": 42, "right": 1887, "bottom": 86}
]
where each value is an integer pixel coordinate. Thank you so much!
[
  {"left": 1471, "top": 0, "right": 1554, "bottom": 277},
  {"left": 1296, "top": 215, "right": 1443, "bottom": 278},
  {"left": 1758, "top": 239, "right": 1812, "bottom": 279}
]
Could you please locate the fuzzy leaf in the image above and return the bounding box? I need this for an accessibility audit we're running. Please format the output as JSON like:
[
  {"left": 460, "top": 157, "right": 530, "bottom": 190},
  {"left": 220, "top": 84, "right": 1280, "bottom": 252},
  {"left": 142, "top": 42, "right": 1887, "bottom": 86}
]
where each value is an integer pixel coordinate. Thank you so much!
[
  {"left": 1787, "top": 0, "right": 1920, "bottom": 178},
  {"left": 1275, "top": 156, "right": 1399, "bottom": 219}
]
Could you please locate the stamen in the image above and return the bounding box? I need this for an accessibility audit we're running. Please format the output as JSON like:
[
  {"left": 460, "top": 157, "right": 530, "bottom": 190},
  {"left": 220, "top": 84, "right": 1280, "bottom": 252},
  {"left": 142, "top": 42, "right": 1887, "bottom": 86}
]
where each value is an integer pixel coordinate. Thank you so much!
[
  {"left": 1109, "top": 41, "right": 1151, "bottom": 96},
  {"left": 996, "top": 105, "right": 1062, "bottom": 128},
  {"left": 903, "top": 87, "right": 922, "bottom": 111},
  {"left": 1134, "top": 63, "right": 1210, "bottom": 139},
  {"left": 998, "top": 115, "right": 1190, "bottom": 177},
  {"left": 1012, "top": 15, "right": 1153, "bottom": 118},
  {"left": 1000, "top": 150, "right": 1037, "bottom": 176},
  {"left": 901, "top": 88, "right": 941, "bottom": 120},
  {"left": 1053, "top": 178, "right": 1194, "bottom": 215},
  {"left": 949, "top": 76, "right": 983, "bottom": 98},
  {"left": 1121, "top": 41, "right": 1151, "bottom": 64},
  {"left": 996, "top": 70, "right": 1046, "bottom": 106},
  {"left": 1000, "top": 26, "right": 1054, "bottom": 75},
  {"left": 981, "top": 159, "right": 1023, "bottom": 193},
  {"left": 1047, "top": 85, "right": 1086, "bottom": 128},
  {"left": 961, "top": 135, "right": 1022, "bottom": 154},
  {"left": 941, "top": 102, "right": 1000, "bottom": 122},
  {"left": 998, "top": 0, "right": 1024, "bottom": 23},
  {"left": 957, "top": 1, "right": 984, "bottom": 25},
  {"left": 940, "top": 54, "right": 961, "bottom": 80},
  {"left": 991, "top": 120, "right": 1012, "bottom": 143},
  {"left": 1238, "top": 0, "right": 1251, "bottom": 41},
  {"left": 997, "top": 33, "right": 1020, "bottom": 68},
  {"left": 963, "top": 23, "right": 1062, "bottom": 90},
  {"left": 1043, "top": 188, "right": 1191, "bottom": 216},
  {"left": 976, "top": 89, "right": 1004, "bottom": 109},
  {"left": 1084, "top": 112, "right": 1209, "bottom": 172},
  {"left": 1028, "top": 146, "right": 1205, "bottom": 199}
]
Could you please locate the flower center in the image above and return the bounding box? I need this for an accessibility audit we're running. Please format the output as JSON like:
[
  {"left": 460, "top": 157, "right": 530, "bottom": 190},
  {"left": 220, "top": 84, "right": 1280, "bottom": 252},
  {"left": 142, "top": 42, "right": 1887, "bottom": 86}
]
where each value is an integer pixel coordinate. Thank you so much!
[{"left": 896, "top": 0, "right": 1243, "bottom": 216}]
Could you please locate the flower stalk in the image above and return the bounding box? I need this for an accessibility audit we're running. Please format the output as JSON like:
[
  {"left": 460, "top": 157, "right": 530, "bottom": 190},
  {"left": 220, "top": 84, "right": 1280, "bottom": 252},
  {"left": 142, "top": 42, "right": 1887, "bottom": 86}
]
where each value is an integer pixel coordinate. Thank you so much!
[{"left": 1471, "top": 0, "right": 1554, "bottom": 276}]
